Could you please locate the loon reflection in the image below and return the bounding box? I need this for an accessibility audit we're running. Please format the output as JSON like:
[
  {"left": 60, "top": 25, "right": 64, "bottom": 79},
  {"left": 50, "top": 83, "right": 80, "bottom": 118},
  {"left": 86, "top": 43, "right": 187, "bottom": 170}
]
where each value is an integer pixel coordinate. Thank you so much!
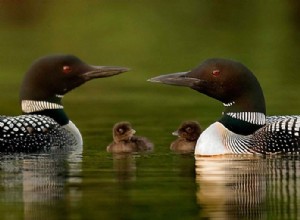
[
  {"left": 195, "top": 155, "right": 300, "bottom": 219},
  {"left": 0, "top": 147, "right": 82, "bottom": 219}
]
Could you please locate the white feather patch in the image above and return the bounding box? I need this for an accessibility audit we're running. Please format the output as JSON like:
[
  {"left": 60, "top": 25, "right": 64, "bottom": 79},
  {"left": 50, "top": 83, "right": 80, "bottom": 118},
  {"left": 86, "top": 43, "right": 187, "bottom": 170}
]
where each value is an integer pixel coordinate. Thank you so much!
[{"left": 22, "top": 100, "right": 63, "bottom": 113}]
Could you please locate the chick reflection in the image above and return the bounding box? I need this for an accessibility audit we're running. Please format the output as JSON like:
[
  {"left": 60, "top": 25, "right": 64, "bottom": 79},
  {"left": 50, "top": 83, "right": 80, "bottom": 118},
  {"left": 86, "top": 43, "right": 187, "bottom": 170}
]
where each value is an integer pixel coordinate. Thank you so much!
[
  {"left": 170, "top": 121, "right": 201, "bottom": 154},
  {"left": 195, "top": 156, "right": 266, "bottom": 219},
  {"left": 107, "top": 122, "right": 153, "bottom": 153},
  {"left": 111, "top": 153, "right": 136, "bottom": 182}
]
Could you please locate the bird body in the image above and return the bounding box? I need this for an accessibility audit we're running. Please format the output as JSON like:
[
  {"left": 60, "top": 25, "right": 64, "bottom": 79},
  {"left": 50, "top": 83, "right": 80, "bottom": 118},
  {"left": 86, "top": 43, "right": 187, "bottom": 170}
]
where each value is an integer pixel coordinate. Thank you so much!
[
  {"left": 107, "top": 122, "right": 153, "bottom": 153},
  {"left": 170, "top": 121, "right": 201, "bottom": 153},
  {"left": 0, "top": 55, "right": 128, "bottom": 152},
  {"left": 149, "top": 58, "right": 300, "bottom": 155}
]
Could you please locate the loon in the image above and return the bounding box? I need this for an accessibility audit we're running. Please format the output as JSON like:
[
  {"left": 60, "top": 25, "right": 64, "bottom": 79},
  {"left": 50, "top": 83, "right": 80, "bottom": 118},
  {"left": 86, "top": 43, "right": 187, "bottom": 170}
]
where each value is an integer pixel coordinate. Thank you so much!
[
  {"left": 170, "top": 121, "right": 201, "bottom": 153},
  {"left": 148, "top": 58, "right": 300, "bottom": 155},
  {"left": 0, "top": 54, "right": 129, "bottom": 152},
  {"left": 107, "top": 122, "right": 154, "bottom": 153}
]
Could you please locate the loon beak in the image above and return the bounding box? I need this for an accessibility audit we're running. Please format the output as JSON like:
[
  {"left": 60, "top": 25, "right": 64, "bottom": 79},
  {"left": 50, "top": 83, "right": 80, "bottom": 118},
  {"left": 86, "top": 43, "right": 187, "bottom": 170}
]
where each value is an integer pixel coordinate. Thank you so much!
[
  {"left": 82, "top": 66, "right": 130, "bottom": 81},
  {"left": 148, "top": 72, "right": 201, "bottom": 88}
]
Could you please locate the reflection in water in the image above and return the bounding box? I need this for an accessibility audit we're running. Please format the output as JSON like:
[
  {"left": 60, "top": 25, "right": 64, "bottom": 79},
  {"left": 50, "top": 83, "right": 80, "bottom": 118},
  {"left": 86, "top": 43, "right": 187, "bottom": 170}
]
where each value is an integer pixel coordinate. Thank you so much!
[
  {"left": 195, "top": 155, "right": 300, "bottom": 220},
  {"left": 0, "top": 146, "right": 82, "bottom": 219},
  {"left": 111, "top": 153, "right": 136, "bottom": 182}
]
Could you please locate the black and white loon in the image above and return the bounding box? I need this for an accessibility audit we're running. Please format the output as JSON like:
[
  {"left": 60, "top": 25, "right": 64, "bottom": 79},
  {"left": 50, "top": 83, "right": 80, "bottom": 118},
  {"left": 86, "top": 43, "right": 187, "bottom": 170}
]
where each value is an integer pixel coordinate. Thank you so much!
[
  {"left": 0, "top": 54, "right": 128, "bottom": 152},
  {"left": 149, "top": 58, "right": 300, "bottom": 155}
]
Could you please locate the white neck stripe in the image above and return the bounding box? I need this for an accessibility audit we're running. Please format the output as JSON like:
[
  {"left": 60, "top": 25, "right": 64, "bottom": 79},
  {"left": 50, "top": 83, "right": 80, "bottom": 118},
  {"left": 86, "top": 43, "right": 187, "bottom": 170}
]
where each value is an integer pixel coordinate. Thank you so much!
[
  {"left": 22, "top": 100, "right": 63, "bottom": 113},
  {"left": 56, "top": 94, "right": 64, "bottom": 98},
  {"left": 223, "top": 101, "right": 235, "bottom": 107},
  {"left": 226, "top": 112, "right": 266, "bottom": 125}
]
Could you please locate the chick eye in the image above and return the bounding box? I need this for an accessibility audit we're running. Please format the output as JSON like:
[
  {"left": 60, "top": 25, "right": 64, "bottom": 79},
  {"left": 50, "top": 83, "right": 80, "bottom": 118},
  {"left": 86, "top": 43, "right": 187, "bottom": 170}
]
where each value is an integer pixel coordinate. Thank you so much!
[
  {"left": 118, "top": 128, "right": 124, "bottom": 134},
  {"left": 212, "top": 70, "right": 220, "bottom": 77},
  {"left": 63, "top": 65, "right": 72, "bottom": 74},
  {"left": 186, "top": 127, "right": 192, "bottom": 133}
]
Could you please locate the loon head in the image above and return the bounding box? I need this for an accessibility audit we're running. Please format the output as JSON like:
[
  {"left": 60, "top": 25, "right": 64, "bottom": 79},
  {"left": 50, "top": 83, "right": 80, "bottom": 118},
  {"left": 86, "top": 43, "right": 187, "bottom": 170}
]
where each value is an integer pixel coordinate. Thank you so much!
[
  {"left": 19, "top": 54, "right": 129, "bottom": 125},
  {"left": 20, "top": 54, "right": 129, "bottom": 102},
  {"left": 148, "top": 58, "right": 266, "bottom": 114}
]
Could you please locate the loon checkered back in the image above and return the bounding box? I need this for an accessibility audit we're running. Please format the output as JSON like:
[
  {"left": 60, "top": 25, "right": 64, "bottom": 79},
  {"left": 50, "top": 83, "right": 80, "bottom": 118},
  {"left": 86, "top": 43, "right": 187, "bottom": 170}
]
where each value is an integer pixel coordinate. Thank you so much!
[
  {"left": 148, "top": 58, "right": 299, "bottom": 155},
  {"left": 0, "top": 55, "right": 128, "bottom": 152}
]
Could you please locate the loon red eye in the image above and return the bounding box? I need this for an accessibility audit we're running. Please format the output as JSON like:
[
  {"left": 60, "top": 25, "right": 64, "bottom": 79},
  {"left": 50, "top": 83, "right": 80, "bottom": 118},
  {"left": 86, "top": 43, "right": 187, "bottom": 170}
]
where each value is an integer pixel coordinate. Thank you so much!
[
  {"left": 212, "top": 70, "right": 220, "bottom": 77},
  {"left": 63, "top": 65, "right": 72, "bottom": 74}
]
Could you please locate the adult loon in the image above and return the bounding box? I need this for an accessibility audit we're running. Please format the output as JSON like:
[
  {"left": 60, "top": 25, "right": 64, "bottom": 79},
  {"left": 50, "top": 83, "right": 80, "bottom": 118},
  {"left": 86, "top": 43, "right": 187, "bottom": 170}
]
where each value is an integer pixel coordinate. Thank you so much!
[
  {"left": 0, "top": 54, "right": 129, "bottom": 152},
  {"left": 170, "top": 121, "right": 201, "bottom": 154},
  {"left": 107, "top": 122, "right": 154, "bottom": 153},
  {"left": 149, "top": 58, "right": 300, "bottom": 155}
]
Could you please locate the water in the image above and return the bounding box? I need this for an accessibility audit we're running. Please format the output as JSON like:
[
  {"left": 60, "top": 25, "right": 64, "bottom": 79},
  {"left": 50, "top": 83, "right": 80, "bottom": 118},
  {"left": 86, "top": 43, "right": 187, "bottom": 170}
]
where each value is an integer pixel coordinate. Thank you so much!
[
  {"left": 196, "top": 155, "right": 300, "bottom": 219},
  {"left": 0, "top": 151, "right": 300, "bottom": 219},
  {"left": 0, "top": 1, "right": 300, "bottom": 219}
]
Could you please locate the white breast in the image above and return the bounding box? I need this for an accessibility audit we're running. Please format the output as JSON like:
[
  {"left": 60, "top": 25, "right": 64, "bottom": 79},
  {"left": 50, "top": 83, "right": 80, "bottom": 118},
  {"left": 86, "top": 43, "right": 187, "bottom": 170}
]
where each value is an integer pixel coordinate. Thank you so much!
[
  {"left": 194, "top": 122, "right": 231, "bottom": 156},
  {"left": 62, "top": 120, "right": 83, "bottom": 146}
]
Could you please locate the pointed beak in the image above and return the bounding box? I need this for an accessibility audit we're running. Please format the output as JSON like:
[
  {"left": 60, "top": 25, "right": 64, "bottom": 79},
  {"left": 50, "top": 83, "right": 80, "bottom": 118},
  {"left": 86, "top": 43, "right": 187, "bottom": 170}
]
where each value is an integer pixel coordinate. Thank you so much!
[
  {"left": 82, "top": 65, "right": 130, "bottom": 81},
  {"left": 172, "top": 130, "right": 179, "bottom": 136},
  {"left": 130, "top": 129, "right": 136, "bottom": 135},
  {"left": 128, "top": 129, "right": 136, "bottom": 141},
  {"left": 148, "top": 71, "right": 201, "bottom": 88}
]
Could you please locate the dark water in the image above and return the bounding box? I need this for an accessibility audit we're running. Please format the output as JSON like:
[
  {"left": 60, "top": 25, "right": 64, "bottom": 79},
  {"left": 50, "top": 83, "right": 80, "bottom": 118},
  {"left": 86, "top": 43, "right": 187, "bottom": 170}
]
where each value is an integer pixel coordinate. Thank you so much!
[
  {"left": 196, "top": 155, "right": 300, "bottom": 220},
  {"left": 0, "top": 1, "right": 300, "bottom": 219},
  {"left": 1, "top": 151, "right": 300, "bottom": 220}
]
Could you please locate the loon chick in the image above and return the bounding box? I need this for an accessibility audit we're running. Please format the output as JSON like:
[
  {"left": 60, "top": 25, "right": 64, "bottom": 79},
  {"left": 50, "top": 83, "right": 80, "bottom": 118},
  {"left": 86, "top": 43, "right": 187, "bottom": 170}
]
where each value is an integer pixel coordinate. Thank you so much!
[
  {"left": 107, "top": 122, "right": 154, "bottom": 153},
  {"left": 170, "top": 121, "right": 202, "bottom": 153},
  {"left": 0, "top": 54, "right": 129, "bottom": 152},
  {"left": 149, "top": 58, "right": 300, "bottom": 155}
]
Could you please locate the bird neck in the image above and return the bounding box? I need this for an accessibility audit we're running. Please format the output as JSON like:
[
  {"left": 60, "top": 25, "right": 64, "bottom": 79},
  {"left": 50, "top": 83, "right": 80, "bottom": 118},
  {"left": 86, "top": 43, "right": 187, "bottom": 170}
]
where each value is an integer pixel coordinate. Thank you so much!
[
  {"left": 21, "top": 97, "right": 69, "bottom": 126},
  {"left": 218, "top": 86, "right": 267, "bottom": 135},
  {"left": 219, "top": 112, "right": 265, "bottom": 135},
  {"left": 219, "top": 102, "right": 266, "bottom": 135}
]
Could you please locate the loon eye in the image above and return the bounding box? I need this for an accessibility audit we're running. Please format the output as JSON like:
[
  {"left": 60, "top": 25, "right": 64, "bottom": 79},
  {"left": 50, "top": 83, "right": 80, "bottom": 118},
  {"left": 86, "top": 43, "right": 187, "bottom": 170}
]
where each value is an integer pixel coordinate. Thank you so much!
[
  {"left": 118, "top": 128, "right": 124, "bottom": 134},
  {"left": 63, "top": 65, "right": 72, "bottom": 74},
  {"left": 212, "top": 70, "right": 220, "bottom": 77}
]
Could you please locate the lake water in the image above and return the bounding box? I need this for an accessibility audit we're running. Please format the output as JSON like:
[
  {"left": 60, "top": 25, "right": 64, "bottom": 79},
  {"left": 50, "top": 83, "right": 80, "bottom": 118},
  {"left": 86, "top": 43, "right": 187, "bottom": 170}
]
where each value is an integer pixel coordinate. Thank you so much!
[
  {"left": 0, "top": 1, "right": 300, "bottom": 220},
  {"left": 0, "top": 151, "right": 300, "bottom": 219}
]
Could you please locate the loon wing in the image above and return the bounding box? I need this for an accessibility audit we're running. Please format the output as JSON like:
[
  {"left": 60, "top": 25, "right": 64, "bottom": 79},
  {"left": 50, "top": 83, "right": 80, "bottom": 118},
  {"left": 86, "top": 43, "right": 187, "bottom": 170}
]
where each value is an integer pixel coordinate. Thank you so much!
[
  {"left": 0, "top": 115, "right": 62, "bottom": 152},
  {"left": 253, "top": 115, "right": 300, "bottom": 154}
]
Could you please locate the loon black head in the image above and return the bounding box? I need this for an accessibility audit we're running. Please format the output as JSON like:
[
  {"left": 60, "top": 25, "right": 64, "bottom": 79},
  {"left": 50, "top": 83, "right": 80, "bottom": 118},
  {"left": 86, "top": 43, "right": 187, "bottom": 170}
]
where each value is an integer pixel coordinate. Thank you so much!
[
  {"left": 148, "top": 58, "right": 266, "bottom": 114},
  {"left": 149, "top": 58, "right": 267, "bottom": 135},
  {"left": 20, "top": 54, "right": 129, "bottom": 124},
  {"left": 20, "top": 54, "right": 129, "bottom": 101}
]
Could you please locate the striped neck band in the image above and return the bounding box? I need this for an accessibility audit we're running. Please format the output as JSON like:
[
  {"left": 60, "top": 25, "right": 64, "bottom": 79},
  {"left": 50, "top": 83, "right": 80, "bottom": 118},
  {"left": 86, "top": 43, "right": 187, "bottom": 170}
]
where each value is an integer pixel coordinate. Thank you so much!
[
  {"left": 225, "top": 112, "right": 266, "bottom": 125},
  {"left": 22, "top": 100, "right": 63, "bottom": 113}
]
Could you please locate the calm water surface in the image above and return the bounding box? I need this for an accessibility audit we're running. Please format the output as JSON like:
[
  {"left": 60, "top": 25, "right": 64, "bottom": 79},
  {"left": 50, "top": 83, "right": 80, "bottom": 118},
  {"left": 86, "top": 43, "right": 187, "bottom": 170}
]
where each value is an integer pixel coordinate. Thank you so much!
[{"left": 0, "top": 148, "right": 299, "bottom": 220}]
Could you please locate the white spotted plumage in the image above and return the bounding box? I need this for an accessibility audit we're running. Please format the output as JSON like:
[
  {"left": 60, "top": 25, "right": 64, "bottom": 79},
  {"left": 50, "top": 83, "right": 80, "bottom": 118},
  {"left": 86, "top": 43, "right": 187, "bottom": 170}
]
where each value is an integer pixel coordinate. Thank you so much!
[{"left": 0, "top": 114, "right": 80, "bottom": 152}]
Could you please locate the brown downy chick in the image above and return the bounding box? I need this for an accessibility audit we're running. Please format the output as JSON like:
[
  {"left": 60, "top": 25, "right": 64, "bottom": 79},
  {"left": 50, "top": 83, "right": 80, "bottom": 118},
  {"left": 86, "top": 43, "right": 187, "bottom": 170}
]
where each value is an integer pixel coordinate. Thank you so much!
[
  {"left": 170, "top": 121, "right": 202, "bottom": 153},
  {"left": 107, "top": 122, "right": 153, "bottom": 153}
]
